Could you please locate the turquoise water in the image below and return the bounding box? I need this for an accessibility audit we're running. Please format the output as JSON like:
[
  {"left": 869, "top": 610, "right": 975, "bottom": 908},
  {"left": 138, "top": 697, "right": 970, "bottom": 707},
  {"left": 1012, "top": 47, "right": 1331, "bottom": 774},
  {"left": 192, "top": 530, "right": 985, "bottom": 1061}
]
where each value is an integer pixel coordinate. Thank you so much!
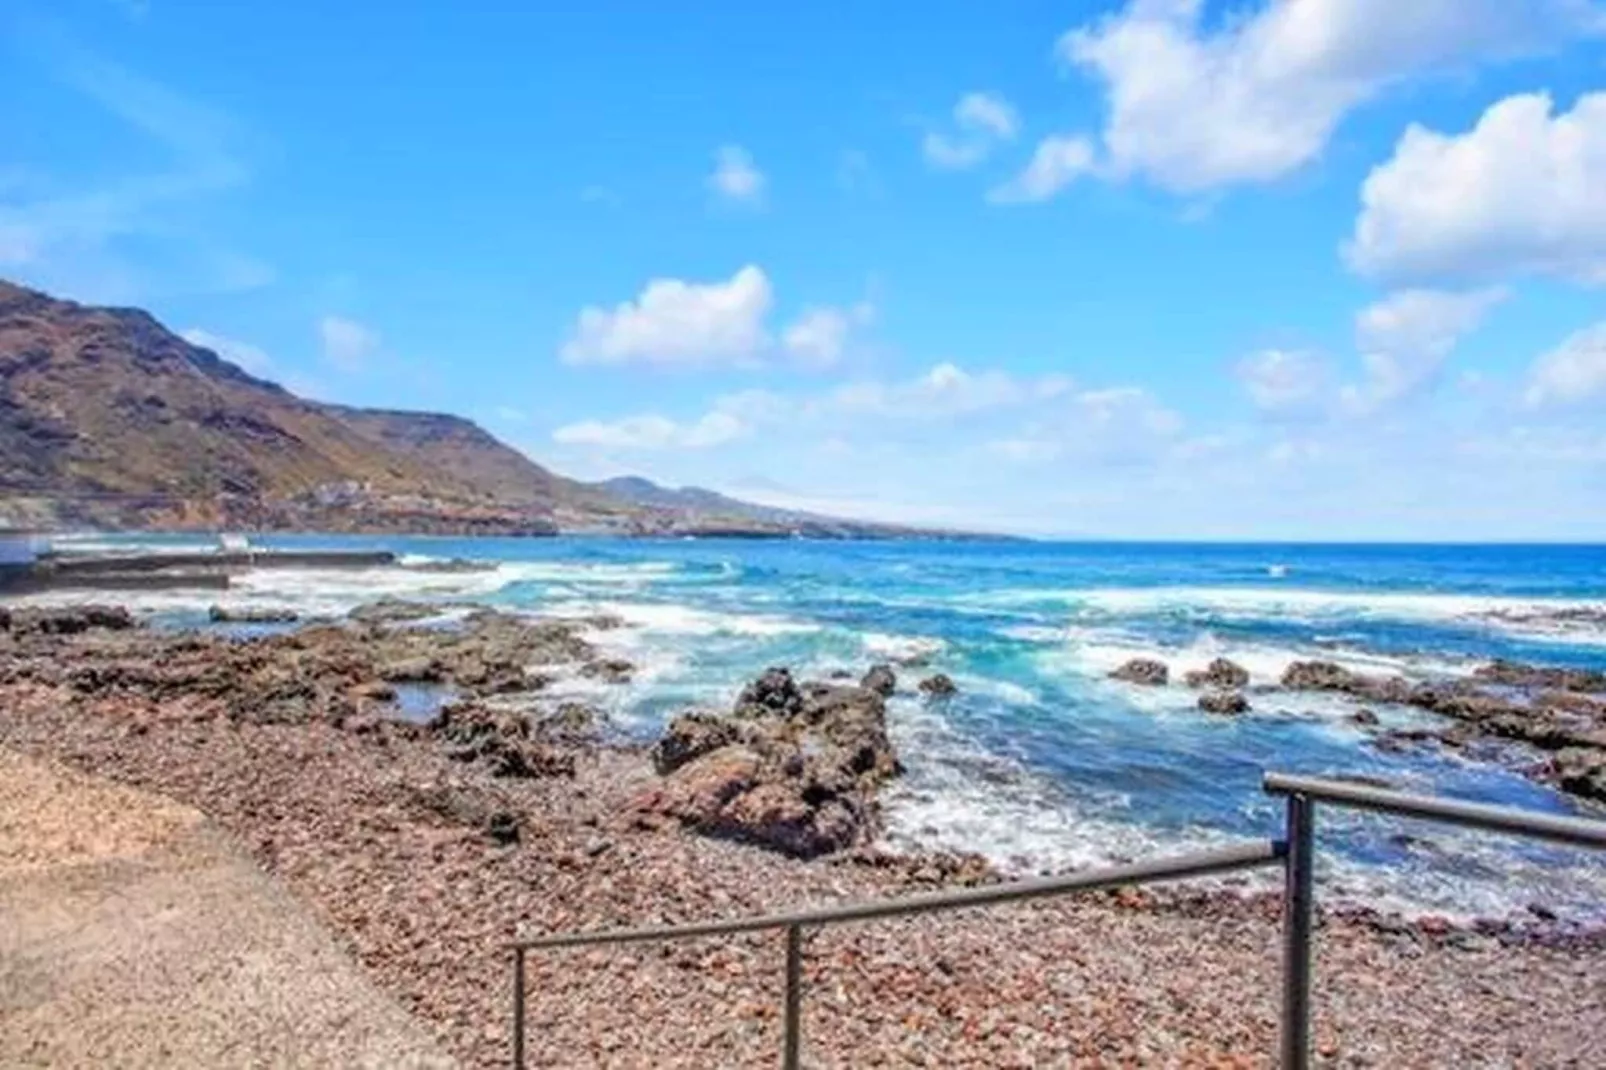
[{"left": 34, "top": 534, "right": 1606, "bottom": 920}]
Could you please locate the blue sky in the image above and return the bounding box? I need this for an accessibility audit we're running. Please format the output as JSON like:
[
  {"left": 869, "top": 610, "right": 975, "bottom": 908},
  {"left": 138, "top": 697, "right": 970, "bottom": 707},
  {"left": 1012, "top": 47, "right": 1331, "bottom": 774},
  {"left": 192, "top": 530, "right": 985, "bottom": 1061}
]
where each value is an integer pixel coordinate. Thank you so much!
[{"left": 4, "top": 1, "right": 1605, "bottom": 539}]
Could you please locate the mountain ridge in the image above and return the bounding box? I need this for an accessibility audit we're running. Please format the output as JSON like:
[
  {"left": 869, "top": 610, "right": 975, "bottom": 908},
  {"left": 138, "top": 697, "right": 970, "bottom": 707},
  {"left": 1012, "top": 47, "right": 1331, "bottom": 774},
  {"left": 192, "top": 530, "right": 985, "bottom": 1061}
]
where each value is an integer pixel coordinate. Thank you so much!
[{"left": 0, "top": 279, "right": 984, "bottom": 539}]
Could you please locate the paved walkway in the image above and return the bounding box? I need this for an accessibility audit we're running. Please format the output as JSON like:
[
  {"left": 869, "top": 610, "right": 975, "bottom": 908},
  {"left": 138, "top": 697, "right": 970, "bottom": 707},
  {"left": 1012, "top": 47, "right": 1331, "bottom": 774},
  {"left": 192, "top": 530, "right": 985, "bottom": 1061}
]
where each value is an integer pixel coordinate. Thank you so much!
[{"left": 0, "top": 749, "right": 458, "bottom": 1068}]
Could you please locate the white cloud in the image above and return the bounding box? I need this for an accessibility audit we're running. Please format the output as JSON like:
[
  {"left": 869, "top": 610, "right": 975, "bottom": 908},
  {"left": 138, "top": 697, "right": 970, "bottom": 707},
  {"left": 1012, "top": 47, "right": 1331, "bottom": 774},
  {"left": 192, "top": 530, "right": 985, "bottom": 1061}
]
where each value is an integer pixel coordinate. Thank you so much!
[
  {"left": 955, "top": 92, "right": 1020, "bottom": 140},
  {"left": 552, "top": 410, "right": 748, "bottom": 451},
  {"left": 708, "top": 145, "right": 766, "bottom": 204},
  {"left": 825, "top": 362, "right": 1073, "bottom": 419},
  {"left": 1059, "top": 0, "right": 1602, "bottom": 193},
  {"left": 1235, "top": 349, "right": 1332, "bottom": 412},
  {"left": 781, "top": 302, "right": 873, "bottom": 369},
  {"left": 318, "top": 315, "right": 380, "bottom": 371},
  {"left": 1343, "top": 287, "right": 1506, "bottom": 410},
  {"left": 989, "top": 135, "right": 1097, "bottom": 203},
  {"left": 181, "top": 327, "right": 273, "bottom": 376},
  {"left": 923, "top": 91, "right": 1020, "bottom": 170},
  {"left": 561, "top": 265, "right": 773, "bottom": 369},
  {"left": 1347, "top": 92, "right": 1606, "bottom": 285},
  {"left": 1525, "top": 321, "right": 1606, "bottom": 406}
]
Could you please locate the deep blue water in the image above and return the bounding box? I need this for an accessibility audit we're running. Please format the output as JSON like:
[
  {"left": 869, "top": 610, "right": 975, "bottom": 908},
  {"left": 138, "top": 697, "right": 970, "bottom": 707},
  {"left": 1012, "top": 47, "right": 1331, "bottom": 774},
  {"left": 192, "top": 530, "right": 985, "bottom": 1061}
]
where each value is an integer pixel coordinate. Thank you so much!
[{"left": 31, "top": 534, "right": 1606, "bottom": 919}]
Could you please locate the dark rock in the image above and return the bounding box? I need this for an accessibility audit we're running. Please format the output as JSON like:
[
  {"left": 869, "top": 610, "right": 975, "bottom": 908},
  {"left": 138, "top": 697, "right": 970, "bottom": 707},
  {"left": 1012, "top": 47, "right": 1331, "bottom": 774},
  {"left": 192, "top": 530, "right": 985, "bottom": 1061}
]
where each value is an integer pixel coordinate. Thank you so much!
[
  {"left": 429, "top": 702, "right": 574, "bottom": 778},
  {"left": 861, "top": 663, "right": 897, "bottom": 697},
  {"left": 638, "top": 669, "right": 902, "bottom": 858},
  {"left": 1351, "top": 708, "right": 1380, "bottom": 726},
  {"left": 1475, "top": 659, "right": 1606, "bottom": 694},
  {"left": 1281, "top": 660, "right": 1354, "bottom": 690},
  {"left": 918, "top": 673, "right": 958, "bottom": 697},
  {"left": 1198, "top": 690, "right": 1249, "bottom": 715},
  {"left": 209, "top": 604, "right": 299, "bottom": 624},
  {"left": 580, "top": 657, "right": 634, "bottom": 684},
  {"left": 1184, "top": 657, "right": 1250, "bottom": 689},
  {"left": 485, "top": 812, "right": 521, "bottom": 845},
  {"left": 1553, "top": 747, "right": 1606, "bottom": 801},
  {"left": 652, "top": 711, "right": 743, "bottom": 775},
  {"left": 736, "top": 667, "right": 803, "bottom": 717},
  {"left": 10, "top": 605, "right": 136, "bottom": 635},
  {"left": 1109, "top": 658, "right": 1168, "bottom": 686},
  {"left": 534, "top": 702, "right": 602, "bottom": 744}
]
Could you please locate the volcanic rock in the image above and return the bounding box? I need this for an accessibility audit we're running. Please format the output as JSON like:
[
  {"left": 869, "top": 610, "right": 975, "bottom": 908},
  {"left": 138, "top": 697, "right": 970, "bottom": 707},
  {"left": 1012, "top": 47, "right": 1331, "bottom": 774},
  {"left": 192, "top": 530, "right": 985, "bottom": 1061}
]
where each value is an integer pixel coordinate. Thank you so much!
[
  {"left": 209, "top": 605, "right": 299, "bottom": 624},
  {"left": 639, "top": 669, "right": 901, "bottom": 858},
  {"left": 861, "top": 664, "right": 897, "bottom": 697},
  {"left": 1110, "top": 658, "right": 1168, "bottom": 686},
  {"left": 1198, "top": 690, "right": 1250, "bottom": 715},
  {"left": 918, "top": 673, "right": 958, "bottom": 697},
  {"left": 1184, "top": 658, "right": 1250, "bottom": 689}
]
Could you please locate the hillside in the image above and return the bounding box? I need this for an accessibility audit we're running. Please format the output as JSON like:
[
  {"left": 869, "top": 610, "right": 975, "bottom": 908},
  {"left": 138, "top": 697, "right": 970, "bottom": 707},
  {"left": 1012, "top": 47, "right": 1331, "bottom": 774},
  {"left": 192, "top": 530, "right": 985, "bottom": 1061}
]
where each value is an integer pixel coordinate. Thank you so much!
[{"left": 0, "top": 280, "right": 971, "bottom": 538}]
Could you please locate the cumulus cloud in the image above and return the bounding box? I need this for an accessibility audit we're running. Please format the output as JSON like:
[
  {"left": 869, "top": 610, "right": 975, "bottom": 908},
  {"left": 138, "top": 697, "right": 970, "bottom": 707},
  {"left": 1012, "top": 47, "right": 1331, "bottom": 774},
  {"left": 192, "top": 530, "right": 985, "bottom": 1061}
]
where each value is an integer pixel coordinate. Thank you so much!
[
  {"left": 1347, "top": 92, "right": 1606, "bottom": 285},
  {"left": 552, "top": 410, "right": 748, "bottom": 450},
  {"left": 781, "top": 302, "right": 873, "bottom": 370},
  {"left": 561, "top": 265, "right": 774, "bottom": 369},
  {"left": 1235, "top": 349, "right": 1332, "bottom": 413},
  {"left": 1058, "top": 0, "right": 1601, "bottom": 193},
  {"left": 1525, "top": 321, "right": 1606, "bottom": 407},
  {"left": 923, "top": 91, "right": 1020, "bottom": 170},
  {"left": 1343, "top": 287, "right": 1507, "bottom": 411},
  {"left": 989, "top": 135, "right": 1097, "bottom": 203},
  {"left": 707, "top": 145, "right": 766, "bottom": 204},
  {"left": 318, "top": 315, "right": 380, "bottom": 371},
  {"left": 181, "top": 327, "right": 273, "bottom": 376}
]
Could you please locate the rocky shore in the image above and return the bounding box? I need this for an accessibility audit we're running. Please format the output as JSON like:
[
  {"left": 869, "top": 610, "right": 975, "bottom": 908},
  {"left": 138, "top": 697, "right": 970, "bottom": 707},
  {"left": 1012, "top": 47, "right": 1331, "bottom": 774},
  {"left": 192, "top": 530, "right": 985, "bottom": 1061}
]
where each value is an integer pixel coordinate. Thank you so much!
[
  {"left": 1, "top": 606, "right": 1604, "bottom": 1066},
  {"left": 1108, "top": 653, "right": 1606, "bottom": 804}
]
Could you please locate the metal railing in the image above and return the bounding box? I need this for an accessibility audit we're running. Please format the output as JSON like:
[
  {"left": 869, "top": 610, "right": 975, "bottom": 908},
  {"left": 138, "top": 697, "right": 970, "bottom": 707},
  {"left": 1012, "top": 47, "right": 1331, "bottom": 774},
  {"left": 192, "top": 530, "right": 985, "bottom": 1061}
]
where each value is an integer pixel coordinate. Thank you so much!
[{"left": 509, "top": 773, "right": 1606, "bottom": 1069}]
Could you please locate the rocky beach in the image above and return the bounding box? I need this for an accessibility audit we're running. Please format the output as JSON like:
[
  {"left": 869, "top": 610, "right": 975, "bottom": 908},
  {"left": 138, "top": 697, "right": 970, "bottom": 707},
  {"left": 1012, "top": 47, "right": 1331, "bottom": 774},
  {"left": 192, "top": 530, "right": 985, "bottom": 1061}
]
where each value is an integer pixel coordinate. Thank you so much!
[{"left": 3, "top": 592, "right": 1605, "bottom": 1067}]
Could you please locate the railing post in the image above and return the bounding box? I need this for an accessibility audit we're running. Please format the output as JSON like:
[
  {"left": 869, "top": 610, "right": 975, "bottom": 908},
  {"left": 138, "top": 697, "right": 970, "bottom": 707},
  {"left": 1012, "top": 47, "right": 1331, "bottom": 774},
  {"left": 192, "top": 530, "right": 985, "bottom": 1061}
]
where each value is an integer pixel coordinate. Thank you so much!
[
  {"left": 512, "top": 945, "right": 526, "bottom": 1070},
  {"left": 1280, "top": 793, "right": 1315, "bottom": 1070},
  {"left": 783, "top": 924, "right": 803, "bottom": 1070}
]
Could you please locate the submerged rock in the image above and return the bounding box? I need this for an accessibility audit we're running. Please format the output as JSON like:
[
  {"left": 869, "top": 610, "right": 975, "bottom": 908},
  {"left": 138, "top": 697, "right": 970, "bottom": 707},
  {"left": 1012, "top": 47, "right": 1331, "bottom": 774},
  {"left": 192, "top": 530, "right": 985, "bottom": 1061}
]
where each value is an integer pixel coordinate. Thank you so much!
[
  {"left": 637, "top": 667, "right": 902, "bottom": 858},
  {"left": 1109, "top": 658, "right": 1168, "bottom": 686},
  {"left": 1184, "top": 658, "right": 1249, "bottom": 690},
  {"left": 918, "top": 673, "right": 958, "bottom": 697}
]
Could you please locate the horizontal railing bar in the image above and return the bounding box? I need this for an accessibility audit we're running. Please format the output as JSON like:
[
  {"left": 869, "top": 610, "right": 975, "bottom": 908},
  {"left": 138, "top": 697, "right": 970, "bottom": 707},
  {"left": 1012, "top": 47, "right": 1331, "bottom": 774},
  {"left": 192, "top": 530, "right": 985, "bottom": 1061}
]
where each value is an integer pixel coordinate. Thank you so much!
[
  {"left": 1264, "top": 773, "right": 1606, "bottom": 849},
  {"left": 512, "top": 839, "right": 1283, "bottom": 951}
]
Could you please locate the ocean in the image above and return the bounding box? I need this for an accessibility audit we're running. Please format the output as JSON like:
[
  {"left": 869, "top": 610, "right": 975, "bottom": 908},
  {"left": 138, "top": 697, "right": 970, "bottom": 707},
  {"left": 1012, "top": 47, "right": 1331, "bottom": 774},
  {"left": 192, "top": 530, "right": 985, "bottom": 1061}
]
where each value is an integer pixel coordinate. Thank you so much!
[{"left": 29, "top": 533, "right": 1606, "bottom": 921}]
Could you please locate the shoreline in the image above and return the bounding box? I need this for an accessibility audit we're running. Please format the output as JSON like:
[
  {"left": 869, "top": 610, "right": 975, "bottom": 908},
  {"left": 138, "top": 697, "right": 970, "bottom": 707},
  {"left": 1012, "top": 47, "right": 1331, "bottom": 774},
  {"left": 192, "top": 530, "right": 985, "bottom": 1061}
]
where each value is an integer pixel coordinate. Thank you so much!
[{"left": 1, "top": 601, "right": 1604, "bottom": 1064}]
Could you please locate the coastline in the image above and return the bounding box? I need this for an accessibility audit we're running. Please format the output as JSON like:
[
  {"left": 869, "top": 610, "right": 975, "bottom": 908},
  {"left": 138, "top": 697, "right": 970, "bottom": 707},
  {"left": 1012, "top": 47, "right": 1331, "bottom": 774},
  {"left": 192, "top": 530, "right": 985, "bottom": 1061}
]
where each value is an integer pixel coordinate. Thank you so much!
[{"left": 1, "top": 598, "right": 1604, "bottom": 1066}]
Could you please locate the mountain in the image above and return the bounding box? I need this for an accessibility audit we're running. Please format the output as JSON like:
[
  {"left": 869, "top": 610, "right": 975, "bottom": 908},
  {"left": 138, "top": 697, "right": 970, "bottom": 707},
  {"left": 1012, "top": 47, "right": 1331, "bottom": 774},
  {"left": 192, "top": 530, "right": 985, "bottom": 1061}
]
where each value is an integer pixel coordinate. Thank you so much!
[
  {"left": 592, "top": 476, "right": 938, "bottom": 537},
  {"left": 0, "top": 279, "right": 980, "bottom": 538}
]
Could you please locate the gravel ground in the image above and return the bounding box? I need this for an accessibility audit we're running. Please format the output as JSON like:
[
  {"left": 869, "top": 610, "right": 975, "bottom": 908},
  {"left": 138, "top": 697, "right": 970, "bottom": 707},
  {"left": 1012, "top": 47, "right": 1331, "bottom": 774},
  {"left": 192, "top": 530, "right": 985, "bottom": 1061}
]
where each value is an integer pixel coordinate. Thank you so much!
[
  {"left": 0, "top": 748, "right": 457, "bottom": 1069},
  {"left": 2, "top": 679, "right": 1603, "bottom": 1068}
]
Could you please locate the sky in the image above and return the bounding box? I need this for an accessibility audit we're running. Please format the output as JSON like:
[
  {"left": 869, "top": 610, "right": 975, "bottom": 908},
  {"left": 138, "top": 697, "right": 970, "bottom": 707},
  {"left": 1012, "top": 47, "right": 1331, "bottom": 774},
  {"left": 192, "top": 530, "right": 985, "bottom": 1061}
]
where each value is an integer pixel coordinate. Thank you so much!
[{"left": 3, "top": 0, "right": 1605, "bottom": 540}]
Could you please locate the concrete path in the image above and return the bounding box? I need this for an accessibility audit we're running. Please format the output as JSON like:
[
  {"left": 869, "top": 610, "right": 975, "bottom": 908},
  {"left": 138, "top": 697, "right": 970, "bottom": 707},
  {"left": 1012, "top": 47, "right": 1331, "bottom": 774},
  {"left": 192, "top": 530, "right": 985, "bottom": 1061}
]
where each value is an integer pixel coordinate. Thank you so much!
[{"left": 0, "top": 749, "right": 458, "bottom": 1068}]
